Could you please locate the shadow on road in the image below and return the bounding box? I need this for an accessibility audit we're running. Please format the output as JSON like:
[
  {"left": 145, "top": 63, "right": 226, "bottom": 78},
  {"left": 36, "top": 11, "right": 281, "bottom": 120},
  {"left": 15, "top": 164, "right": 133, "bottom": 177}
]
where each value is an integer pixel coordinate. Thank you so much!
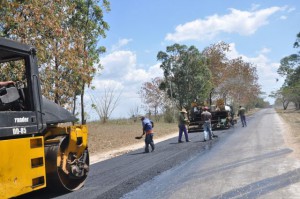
[
  {"left": 129, "top": 152, "right": 147, "bottom": 156},
  {"left": 211, "top": 167, "right": 300, "bottom": 199},
  {"left": 15, "top": 188, "right": 69, "bottom": 199},
  {"left": 169, "top": 142, "right": 180, "bottom": 144},
  {"left": 184, "top": 148, "right": 293, "bottom": 181}
]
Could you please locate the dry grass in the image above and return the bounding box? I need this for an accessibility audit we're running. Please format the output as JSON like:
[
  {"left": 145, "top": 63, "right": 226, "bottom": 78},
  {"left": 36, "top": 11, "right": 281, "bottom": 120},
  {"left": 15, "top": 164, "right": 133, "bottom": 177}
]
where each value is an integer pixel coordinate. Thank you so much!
[
  {"left": 87, "top": 119, "right": 179, "bottom": 156},
  {"left": 276, "top": 108, "right": 300, "bottom": 158}
]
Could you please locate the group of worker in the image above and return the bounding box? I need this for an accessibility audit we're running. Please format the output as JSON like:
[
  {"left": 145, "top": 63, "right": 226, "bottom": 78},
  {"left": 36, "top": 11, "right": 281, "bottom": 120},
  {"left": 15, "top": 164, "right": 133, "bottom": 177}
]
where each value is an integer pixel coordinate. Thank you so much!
[
  {"left": 140, "top": 106, "right": 247, "bottom": 153},
  {"left": 178, "top": 106, "right": 214, "bottom": 142}
]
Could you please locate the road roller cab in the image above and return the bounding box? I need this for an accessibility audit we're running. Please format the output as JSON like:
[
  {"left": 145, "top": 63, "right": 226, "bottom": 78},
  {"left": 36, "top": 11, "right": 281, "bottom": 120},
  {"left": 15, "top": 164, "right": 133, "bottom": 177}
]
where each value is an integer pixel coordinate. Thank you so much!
[{"left": 0, "top": 38, "right": 89, "bottom": 198}]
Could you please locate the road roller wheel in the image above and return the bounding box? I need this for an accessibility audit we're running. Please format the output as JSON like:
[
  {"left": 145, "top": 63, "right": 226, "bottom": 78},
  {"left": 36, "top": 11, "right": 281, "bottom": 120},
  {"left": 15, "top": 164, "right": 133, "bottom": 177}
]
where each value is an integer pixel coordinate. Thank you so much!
[{"left": 45, "top": 136, "right": 89, "bottom": 191}]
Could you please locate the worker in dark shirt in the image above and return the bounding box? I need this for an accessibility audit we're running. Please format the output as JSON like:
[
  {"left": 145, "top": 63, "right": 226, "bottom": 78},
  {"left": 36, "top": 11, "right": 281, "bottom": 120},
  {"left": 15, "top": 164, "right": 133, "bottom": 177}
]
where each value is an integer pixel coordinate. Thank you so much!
[
  {"left": 238, "top": 106, "right": 247, "bottom": 127},
  {"left": 178, "top": 108, "right": 190, "bottom": 143}
]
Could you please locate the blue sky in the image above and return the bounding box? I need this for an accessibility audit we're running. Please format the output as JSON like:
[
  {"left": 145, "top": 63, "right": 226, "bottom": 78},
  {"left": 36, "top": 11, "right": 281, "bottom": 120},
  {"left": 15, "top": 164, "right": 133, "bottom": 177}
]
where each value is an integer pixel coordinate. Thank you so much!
[{"left": 86, "top": 0, "right": 300, "bottom": 120}]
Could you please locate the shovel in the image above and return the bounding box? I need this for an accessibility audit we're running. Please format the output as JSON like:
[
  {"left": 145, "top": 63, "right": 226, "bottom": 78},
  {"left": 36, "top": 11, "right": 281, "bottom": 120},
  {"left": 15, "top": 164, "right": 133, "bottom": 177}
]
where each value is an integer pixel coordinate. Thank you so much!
[
  {"left": 135, "top": 132, "right": 144, "bottom": 139},
  {"left": 135, "top": 135, "right": 143, "bottom": 139}
]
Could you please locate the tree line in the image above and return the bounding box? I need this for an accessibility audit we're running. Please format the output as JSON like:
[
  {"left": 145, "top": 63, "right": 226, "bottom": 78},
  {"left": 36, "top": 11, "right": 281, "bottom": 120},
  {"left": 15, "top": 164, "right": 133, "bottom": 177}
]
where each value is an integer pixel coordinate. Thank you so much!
[
  {"left": 0, "top": 0, "right": 110, "bottom": 124},
  {"left": 140, "top": 42, "right": 266, "bottom": 121},
  {"left": 1, "top": 1, "right": 270, "bottom": 123},
  {"left": 270, "top": 32, "right": 300, "bottom": 110}
]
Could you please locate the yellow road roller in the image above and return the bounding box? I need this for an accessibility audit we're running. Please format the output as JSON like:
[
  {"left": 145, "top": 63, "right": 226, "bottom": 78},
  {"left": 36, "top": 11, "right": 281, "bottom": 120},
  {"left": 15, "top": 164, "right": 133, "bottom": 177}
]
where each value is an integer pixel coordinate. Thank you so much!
[{"left": 0, "top": 38, "right": 89, "bottom": 198}]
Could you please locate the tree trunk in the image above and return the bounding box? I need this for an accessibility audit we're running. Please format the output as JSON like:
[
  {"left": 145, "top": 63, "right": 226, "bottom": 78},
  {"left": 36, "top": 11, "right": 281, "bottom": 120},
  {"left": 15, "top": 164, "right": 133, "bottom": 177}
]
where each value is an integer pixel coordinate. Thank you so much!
[
  {"left": 72, "top": 92, "right": 76, "bottom": 115},
  {"left": 54, "top": 42, "right": 60, "bottom": 105},
  {"left": 295, "top": 101, "right": 300, "bottom": 110},
  {"left": 283, "top": 100, "right": 289, "bottom": 110},
  {"left": 81, "top": 83, "right": 86, "bottom": 124}
]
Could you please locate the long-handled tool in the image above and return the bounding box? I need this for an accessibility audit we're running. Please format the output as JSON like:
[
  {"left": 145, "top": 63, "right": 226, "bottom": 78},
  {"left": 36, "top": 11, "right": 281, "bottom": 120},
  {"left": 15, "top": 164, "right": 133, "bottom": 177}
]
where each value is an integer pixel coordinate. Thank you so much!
[
  {"left": 135, "top": 135, "right": 143, "bottom": 139},
  {"left": 135, "top": 131, "right": 145, "bottom": 139}
]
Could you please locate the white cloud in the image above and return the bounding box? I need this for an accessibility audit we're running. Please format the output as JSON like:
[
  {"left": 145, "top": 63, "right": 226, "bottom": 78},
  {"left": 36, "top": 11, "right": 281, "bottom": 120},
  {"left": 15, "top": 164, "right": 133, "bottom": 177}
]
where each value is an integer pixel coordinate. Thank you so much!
[
  {"left": 280, "top": 15, "right": 287, "bottom": 20},
  {"left": 123, "top": 63, "right": 163, "bottom": 83},
  {"left": 287, "top": 7, "right": 296, "bottom": 13},
  {"left": 87, "top": 50, "right": 163, "bottom": 119},
  {"left": 226, "top": 43, "right": 240, "bottom": 59},
  {"left": 92, "top": 79, "right": 124, "bottom": 91},
  {"left": 251, "top": 4, "right": 261, "bottom": 11},
  {"left": 111, "top": 38, "right": 132, "bottom": 51},
  {"left": 148, "top": 63, "right": 163, "bottom": 78},
  {"left": 226, "top": 43, "right": 284, "bottom": 103},
  {"left": 124, "top": 69, "right": 149, "bottom": 82},
  {"left": 101, "top": 50, "right": 136, "bottom": 78},
  {"left": 258, "top": 47, "right": 271, "bottom": 54},
  {"left": 100, "top": 50, "right": 163, "bottom": 82},
  {"left": 165, "top": 6, "right": 285, "bottom": 42}
]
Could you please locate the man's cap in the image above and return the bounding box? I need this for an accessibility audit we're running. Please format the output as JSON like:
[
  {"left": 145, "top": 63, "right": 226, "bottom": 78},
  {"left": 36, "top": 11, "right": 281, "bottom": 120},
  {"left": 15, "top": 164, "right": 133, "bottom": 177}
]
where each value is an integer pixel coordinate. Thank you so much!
[
  {"left": 203, "top": 106, "right": 209, "bottom": 110},
  {"left": 139, "top": 115, "right": 145, "bottom": 120}
]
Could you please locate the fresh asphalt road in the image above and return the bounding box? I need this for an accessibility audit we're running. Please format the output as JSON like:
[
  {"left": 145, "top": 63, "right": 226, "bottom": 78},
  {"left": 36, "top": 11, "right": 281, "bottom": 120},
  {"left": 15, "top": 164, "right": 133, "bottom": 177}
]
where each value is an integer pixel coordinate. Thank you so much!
[
  {"left": 122, "top": 108, "right": 300, "bottom": 199},
  {"left": 18, "top": 108, "right": 300, "bottom": 199}
]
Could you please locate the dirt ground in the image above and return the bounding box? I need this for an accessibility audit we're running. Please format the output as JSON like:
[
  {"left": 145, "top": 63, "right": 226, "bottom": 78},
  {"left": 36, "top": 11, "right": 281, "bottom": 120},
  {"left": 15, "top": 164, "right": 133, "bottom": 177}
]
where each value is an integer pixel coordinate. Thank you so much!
[
  {"left": 276, "top": 109, "right": 300, "bottom": 159},
  {"left": 87, "top": 120, "right": 179, "bottom": 162}
]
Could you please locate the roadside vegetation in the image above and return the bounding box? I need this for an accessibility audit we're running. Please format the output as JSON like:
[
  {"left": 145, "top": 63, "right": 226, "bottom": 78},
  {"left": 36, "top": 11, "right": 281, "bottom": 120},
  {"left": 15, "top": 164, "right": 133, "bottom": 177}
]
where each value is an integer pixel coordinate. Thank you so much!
[
  {"left": 277, "top": 109, "right": 300, "bottom": 139},
  {"left": 276, "top": 107, "right": 300, "bottom": 157},
  {"left": 270, "top": 32, "right": 300, "bottom": 110},
  {"left": 271, "top": 32, "right": 300, "bottom": 156}
]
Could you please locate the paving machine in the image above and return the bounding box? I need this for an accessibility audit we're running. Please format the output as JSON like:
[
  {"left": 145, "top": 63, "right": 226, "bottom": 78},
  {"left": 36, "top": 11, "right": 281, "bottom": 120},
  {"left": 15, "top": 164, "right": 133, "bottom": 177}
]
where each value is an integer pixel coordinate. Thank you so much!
[
  {"left": 188, "top": 107, "right": 231, "bottom": 132},
  {"left": 0, "top": 38, "right": 89, "bottom": 198},
  {"left": 188, "top": 100, "right": 236, "bottom": 132}
]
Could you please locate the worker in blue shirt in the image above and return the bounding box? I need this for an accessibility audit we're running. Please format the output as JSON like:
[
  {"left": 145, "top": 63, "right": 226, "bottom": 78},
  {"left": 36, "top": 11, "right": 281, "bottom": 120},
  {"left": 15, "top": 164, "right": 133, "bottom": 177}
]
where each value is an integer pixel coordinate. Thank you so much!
[{"left": 140, "top": 116, "right": 155, "bottom": 153}]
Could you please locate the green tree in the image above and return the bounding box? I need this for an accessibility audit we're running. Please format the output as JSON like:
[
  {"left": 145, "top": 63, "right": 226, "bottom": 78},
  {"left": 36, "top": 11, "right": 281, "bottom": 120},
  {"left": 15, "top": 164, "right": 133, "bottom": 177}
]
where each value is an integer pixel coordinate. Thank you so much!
[
  {"left": 69, "top": 0, "right": 110, "bottom": 124},
  {"left": 226, "top": 58, "right": 260, "bottom": 108},
  {"left": 254, "top": 97, "right": 270, "bottom": 108},
  {"left": 0, "top": 1, "right": 79, "bottom": 107},
  {"left": 157, "top": 44, "right": 212, "bottom": 111},
  {"left": 0, "top": 0, "right": 110, "bottom": 123},
  {"left": 202, "top": 42, "right": 230, "bottom": 89},
  {"left": 269, "top": 88, "right": 291, "bottom": 110},
  {"left": 277, "top": 32, "right": 300, "bottom": 109},
  {"left": 203, "top": 42, "right": 261, "bottom": 108}
]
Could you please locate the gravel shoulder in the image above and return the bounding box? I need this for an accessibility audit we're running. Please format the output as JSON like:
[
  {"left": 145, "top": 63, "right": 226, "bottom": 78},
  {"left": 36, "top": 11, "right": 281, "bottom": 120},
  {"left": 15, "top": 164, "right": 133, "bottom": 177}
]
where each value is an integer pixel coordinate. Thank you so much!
[{"left": 90, "top": 132, "right": 178, "bottom": 164}]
